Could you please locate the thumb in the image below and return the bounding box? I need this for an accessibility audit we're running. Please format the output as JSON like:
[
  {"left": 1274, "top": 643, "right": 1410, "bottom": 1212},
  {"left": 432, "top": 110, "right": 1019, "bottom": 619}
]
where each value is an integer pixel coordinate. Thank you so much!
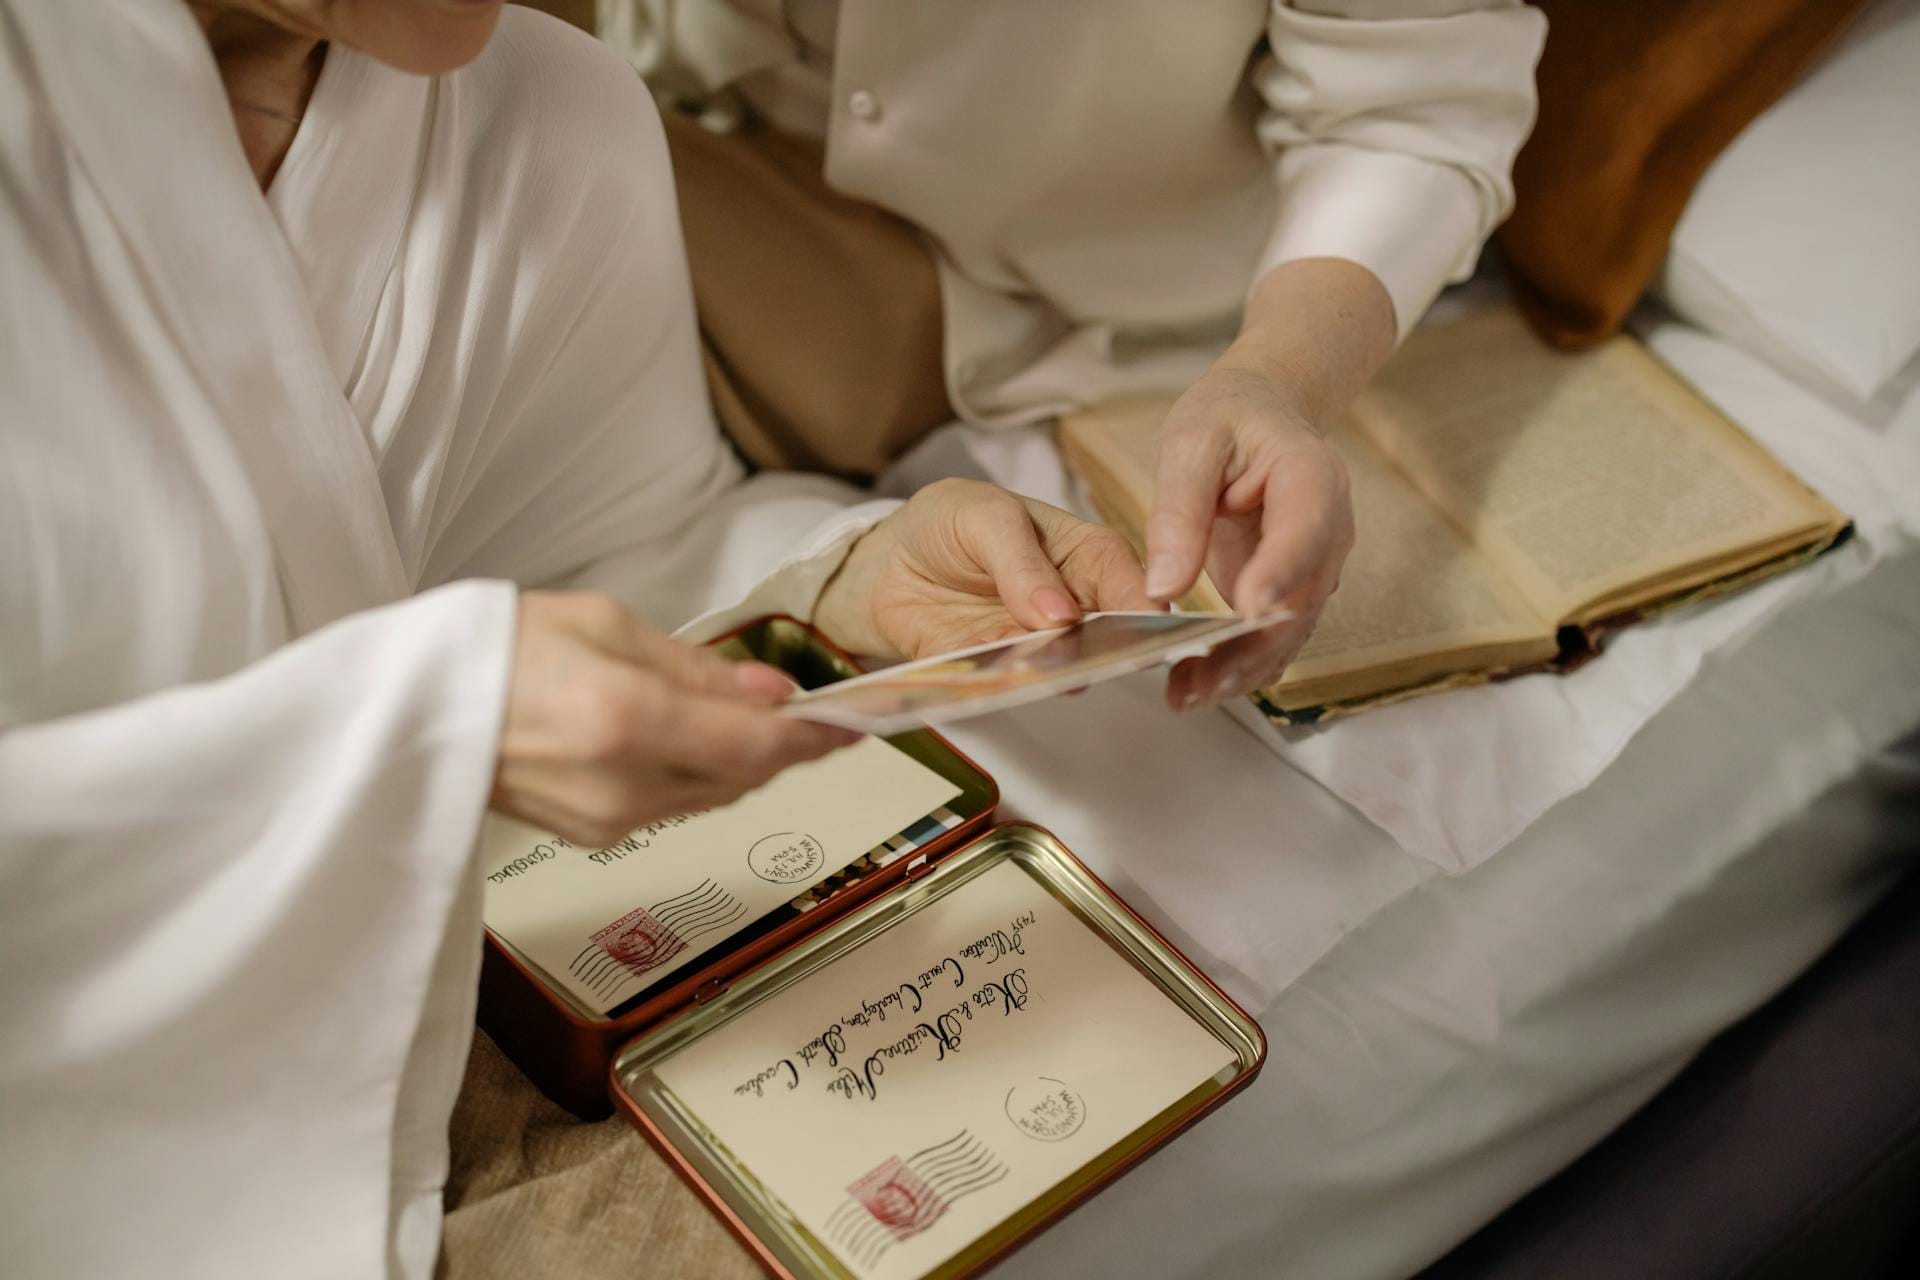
[
  {"left": 1144, "top": 419, "right": 1229, "bottom": 603},
  {"left": 964, "top": 497, "right": 1085, "bottom": 631}
]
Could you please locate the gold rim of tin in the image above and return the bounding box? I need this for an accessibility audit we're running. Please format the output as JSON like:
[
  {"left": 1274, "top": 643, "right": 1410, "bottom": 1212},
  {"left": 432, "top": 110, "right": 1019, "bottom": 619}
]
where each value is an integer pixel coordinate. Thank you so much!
[
  {"left": 611, "top": 822, "right": 1265, "bottom": 1280},
  {"left": 484, "top": 616, "right": 999, "bottom": 1025}
]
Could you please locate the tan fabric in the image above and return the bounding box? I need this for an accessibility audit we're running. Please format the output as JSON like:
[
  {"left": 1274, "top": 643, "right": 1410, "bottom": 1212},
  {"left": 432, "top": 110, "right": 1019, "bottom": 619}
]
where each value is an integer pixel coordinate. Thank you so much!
[
  {"left": 510, "top": 0, "right": 596, "bottom": 33},
  {"left": 661, "top": 109, "right": 950, "bottom": 478},
  {"left": 1497, "top": 0, "right": 1869, "bottom": 349},
  {"left": 441, "top": 1031, "right": 760, "bottom": 1280}
]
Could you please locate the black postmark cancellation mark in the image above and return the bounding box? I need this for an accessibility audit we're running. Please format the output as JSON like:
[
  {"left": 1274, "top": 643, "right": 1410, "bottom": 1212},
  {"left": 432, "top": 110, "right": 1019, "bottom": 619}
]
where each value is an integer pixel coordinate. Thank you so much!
[
  {"left": 747, "top": 831, "right": 827, "bottom": 885},
  {"left": 571, "top": 879, "right": 747, "bottom": 1001},
  {"left": 822, "top": 1129, "right": 1010, "bottom": 1270},
  {"left": 1003, "top": 1076, "right": 1087, "bottom": 1142}
]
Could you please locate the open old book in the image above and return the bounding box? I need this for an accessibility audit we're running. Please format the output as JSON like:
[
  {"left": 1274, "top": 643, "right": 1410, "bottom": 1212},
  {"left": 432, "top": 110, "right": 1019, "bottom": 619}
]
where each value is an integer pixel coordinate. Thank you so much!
[{"left": 1060, "top": 304, "right": 1850, "bottom": 721}]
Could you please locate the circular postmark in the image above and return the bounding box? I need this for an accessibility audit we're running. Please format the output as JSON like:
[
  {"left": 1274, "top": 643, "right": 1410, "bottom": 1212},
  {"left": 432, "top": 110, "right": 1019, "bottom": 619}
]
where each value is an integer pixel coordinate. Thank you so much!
[
  {"left": 747, "top": 831, "right": 826, "bottom": 885},
  {"left": 1003, "top": 1076, "right": 1087, "bottom": 1142}
]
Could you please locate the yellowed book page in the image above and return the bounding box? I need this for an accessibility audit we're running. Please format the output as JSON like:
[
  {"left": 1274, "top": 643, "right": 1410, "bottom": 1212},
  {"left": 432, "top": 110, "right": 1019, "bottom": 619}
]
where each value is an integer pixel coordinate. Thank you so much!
[
  {"left": 481, "top": 737, "right": 961, "bottom": 1015},
  {"left": 1057, "top": 396, "right": 1553, "bottom": 690},
  {"left": 1353, "top": 305, "right": 1838, "bottom": 625},
  {"left": 1280, "top": 429, "right": 1554, "bottom": 689},
  {"left": 653, "top": 858, "right": 1236, "bottom": 1280}
]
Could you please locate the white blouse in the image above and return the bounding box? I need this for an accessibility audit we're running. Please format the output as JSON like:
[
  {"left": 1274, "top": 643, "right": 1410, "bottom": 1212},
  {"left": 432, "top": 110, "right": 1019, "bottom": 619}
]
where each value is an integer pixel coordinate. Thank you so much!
[
  {"left": 0, "top": 4, "right": 884, "bottom": 1274},
  {"left": 600, "top": 0, "right": 1547, "bottom": 425}
]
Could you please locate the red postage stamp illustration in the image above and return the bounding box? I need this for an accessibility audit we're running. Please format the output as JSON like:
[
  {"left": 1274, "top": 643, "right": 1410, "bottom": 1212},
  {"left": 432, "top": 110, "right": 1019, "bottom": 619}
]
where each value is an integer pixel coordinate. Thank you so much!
[
  {"left": 848, "top": 1156, "right": 948, "bottom": 1242},
  {"left": 591, "top": 904, "right": 686, "bottom": 977}
]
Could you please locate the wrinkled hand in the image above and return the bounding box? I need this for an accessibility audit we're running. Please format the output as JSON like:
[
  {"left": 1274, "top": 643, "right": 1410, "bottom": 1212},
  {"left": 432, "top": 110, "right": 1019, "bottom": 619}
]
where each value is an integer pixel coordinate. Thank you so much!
[
  {"left": 814, "top": 478, "right": 1156, "bottom": 660},
  {"left": 491, "top": 592, "right": 861, "bottom": 847},
  {"left": 1145, "top": 366, "right": 1354, "bottom": 709}
]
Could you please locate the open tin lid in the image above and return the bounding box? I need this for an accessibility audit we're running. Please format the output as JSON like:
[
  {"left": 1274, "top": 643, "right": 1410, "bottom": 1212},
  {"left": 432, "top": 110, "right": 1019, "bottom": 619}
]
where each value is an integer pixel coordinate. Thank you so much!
[
  {"left": 481, "top": 615, "right": 1002, "bottom": 1025},
  {"left": 611, "top": 823, "right": 1266, "bottom": 1280}
]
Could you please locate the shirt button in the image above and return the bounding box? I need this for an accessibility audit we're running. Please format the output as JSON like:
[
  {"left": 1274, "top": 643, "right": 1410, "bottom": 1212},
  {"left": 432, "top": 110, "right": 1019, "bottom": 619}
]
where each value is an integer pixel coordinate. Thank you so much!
[{"left": 848, "top": 89, "right": 880, "bottom": 123}]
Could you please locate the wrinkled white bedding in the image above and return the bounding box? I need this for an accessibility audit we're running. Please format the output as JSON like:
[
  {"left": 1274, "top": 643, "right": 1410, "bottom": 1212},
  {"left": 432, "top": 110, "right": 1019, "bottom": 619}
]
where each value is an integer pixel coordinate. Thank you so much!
[
  {"left": 891, "top": 300, "right": 1920, "bottom": 873},
  {"left": 880, "top": 315, "right": 1920, "bottom": 1279}
]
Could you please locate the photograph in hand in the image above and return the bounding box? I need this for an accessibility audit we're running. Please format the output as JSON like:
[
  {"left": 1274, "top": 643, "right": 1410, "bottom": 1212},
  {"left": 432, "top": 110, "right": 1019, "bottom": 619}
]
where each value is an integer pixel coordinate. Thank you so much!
[{"left": 780, "top": 611, "right": 1292, "bottom": 736}]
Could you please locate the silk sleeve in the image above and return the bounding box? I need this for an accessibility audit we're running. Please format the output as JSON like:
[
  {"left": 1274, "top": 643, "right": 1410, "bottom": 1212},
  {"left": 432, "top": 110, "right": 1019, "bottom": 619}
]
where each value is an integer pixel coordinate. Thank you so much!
[
  {"left": 0, "top": 580, "right": 517, "bottom": 1275},
  {"left": 1252, "top": 0, "right": 1547, "bottom": 339},
  {"left": 410, "top": 26, "right": 903, "bottom": 645}
]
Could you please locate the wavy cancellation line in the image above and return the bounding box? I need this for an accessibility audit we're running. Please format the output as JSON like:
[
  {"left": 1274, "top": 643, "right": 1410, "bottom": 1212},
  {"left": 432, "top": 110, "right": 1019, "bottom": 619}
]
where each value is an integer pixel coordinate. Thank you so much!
[{"left": 568, "top": 879, "right": 749, "bottom": 999}]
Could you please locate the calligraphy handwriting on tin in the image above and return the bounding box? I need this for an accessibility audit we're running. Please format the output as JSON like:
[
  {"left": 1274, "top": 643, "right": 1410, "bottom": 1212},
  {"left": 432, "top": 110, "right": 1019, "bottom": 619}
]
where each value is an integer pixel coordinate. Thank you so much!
[
  {"left": 724, "top": 909, "right": 1039, "bottom": 1102},
  {"left": 582, "top": 813, "right": 708, "bottom": 866},
  {"left": 822, "top": 969, "right": 1032, "bottom": 1103}
]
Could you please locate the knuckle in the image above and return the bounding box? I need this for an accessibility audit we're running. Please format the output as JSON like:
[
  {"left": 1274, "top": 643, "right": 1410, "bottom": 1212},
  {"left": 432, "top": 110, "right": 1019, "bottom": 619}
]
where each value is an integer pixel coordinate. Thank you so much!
[
  {"left": 574, "top": 673, "right": 652, "bottom": 764},
  {"left": 1161, "top": 414, "right": 1218, "bottom": 451},
  {"left": 1156, "top": 444, "right": 1229, "bottom": 499},
  {"left": 1160, "top": 402, "right": 1230, "bottom": 450},
  {"left": 683, "top": 646, "right": 741, "bottom": 693},
  {"left": 912, "top": 477, "right": 989, "bottom": 533},
  {"left": 954, "top": 488, "right": 1017, "bottom": 534},
  {"left": 638, "top": 681, "right": 687, "bottom": 741},
  {"left": 565, "top": 591, "right": 629, "bottom": 635},
  {"left": 920, "top": 476, "right": 987, "bottom": 507},
  {"left": 573, "top": 701, "right": 630, "bottom": 767}
]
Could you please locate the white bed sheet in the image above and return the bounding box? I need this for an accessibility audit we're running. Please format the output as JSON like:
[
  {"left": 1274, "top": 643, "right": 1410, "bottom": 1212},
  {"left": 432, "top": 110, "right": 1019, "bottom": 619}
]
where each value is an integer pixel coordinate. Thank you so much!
[
  {"left": 872, "top": 315, "right": 1920, "bottom": 1279},
  {"left": 890, "top": 300, "right": 1920, "bottom": 875},
  {"left": 968, "top": 551, "right": 1920, "bottom": 1280}
]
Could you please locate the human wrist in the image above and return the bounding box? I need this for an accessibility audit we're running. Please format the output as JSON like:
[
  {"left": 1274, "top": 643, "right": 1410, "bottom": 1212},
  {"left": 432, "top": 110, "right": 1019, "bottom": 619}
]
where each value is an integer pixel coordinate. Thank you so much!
[
  {"left": 1219, "top": 257, "right": 1397, "bottom": 432},
  {"left": 811, "top": 519, "right": 897, "bottom": 659},
  {"left": 1209, "top": 337, "right": 1323, "bottom": 429}
]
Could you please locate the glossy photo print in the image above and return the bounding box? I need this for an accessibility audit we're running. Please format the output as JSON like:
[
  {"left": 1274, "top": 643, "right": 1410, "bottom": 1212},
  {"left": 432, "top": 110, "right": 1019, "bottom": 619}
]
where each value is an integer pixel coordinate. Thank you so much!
[{"left": 780, "top": 611, "right": 1292, "bottom": 736}]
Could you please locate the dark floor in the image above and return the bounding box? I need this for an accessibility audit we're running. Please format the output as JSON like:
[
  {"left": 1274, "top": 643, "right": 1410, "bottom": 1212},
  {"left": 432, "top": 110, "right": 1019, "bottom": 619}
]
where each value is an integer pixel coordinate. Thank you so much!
[{"left": 1419, "top": 867, "right": 1920, "bottom": 1280}]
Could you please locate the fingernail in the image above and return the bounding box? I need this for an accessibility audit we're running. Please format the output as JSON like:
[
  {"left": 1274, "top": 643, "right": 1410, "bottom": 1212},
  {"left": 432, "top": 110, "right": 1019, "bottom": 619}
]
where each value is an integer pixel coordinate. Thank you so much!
[
  {"left": 1032, "top": 587, "right": 1080, "bottom": 625},
  {"left": 734, "top": 663, "right": 800, "bottom": 699},
  {"left": 1145, "top": 554, "right": 1181, "bottom": 601}
]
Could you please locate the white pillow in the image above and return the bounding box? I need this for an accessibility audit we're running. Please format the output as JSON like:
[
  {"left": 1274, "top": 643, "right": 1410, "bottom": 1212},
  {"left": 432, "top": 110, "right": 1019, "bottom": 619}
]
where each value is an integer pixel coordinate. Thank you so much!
[{"left": 1658, "top": 0, "right": 1920, "bottom": 405}]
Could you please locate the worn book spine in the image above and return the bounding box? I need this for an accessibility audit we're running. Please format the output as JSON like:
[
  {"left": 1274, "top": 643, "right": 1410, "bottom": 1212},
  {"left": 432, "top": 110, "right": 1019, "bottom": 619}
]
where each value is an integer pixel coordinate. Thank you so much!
[{"left": 1254, "top": 525, "right": 1856, "bottom": 726}]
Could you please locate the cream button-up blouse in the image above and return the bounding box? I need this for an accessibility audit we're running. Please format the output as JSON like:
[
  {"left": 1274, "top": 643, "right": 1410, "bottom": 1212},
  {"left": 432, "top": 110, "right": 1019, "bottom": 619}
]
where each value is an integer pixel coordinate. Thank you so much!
[{"left": 599, "top": 0, "right": 1547, "bottom": 427}]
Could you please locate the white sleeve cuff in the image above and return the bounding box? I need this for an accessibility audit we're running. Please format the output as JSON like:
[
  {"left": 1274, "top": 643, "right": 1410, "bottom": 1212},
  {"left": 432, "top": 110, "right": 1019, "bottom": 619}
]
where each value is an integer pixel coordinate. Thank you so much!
[
  {"left": 1253, "top": 143, "right": 1487, "bottom": 342},
  {"left": 673, "top": 497, "right": 902, "bottom": 644},
  {"left": 1251, "top": 1, "right": 1546, "bottom": 340}
]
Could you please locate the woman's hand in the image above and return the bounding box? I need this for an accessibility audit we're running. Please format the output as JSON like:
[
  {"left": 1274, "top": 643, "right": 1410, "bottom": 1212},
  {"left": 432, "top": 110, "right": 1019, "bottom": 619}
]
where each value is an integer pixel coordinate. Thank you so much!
[
  {"left": 1146, "top": 258, "right": 1393, "bottom": 708},
  {"left": 813, "top": 478, "right": 1156, "bottom": 660},
  {"left": 491, "top": 592, "right": 861, "bottom": 847},
  {"left": 1147, "top": 367, "right": 1354, "bottom": 708}
]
